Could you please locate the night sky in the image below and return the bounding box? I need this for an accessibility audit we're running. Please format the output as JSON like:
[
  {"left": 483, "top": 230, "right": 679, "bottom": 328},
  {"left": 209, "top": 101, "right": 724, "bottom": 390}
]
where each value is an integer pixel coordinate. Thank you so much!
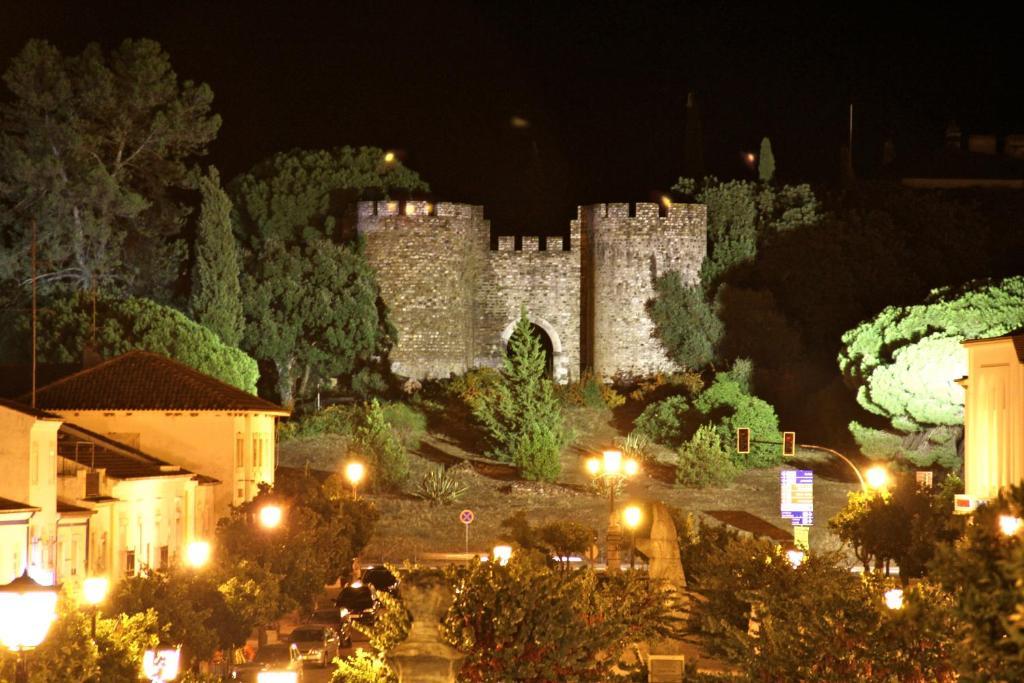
[{"left": 3, "top": 1, "right": 1021, "bottom": 233}]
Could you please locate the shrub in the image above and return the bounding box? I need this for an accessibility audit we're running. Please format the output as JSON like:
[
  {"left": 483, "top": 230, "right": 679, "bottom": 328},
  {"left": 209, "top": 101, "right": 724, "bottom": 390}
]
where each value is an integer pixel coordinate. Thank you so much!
[
  {"left": 558, "top": 371, "right": 625, "bottom": 409},
  {"left": 351, "top": 367, "right": 389, "bottom": 398},
  {"left": 448, "top": 367, "right": 503, "bottom": 407},
  {"left": 694, "top": 376, "right": 780, "bottom": 468},
  {"left": 380, "top": 402, "right": 428, "bottom": 450},
  {"left": 354, "top": 399, "right": 410, "bottom": 490},
  {"left": 277, "top": 404, "right": 359, "bottom": 441},
  {"left": 677, "top": 425, "right": 739, "bottom": 488},
  {"left": 615, "top": 431, "right": 654, "bottom": 464},
  {"left": 634, "top": 395, "right": 692, "bottom": 447},
  {"left": 414, "top": 465, "right": 468, "bottom": 505}
]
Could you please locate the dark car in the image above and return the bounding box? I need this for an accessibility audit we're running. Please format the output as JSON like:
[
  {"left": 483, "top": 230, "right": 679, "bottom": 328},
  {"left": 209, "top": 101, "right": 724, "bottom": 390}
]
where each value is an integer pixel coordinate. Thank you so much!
[
  {"left": 287, "top": 624, "right": 340, "bottom": 668},
  {"left": 229, "top": 642, "right": 304, "bottom": 682},
  {"left": 361, "top": 565, "right": 399, "bottom": 595},
  {"left": 335, "top": 580, "right": 377, "bottom": 644},
  {"left": 307, "top": 608, "right": 346, "bottom": 639}
]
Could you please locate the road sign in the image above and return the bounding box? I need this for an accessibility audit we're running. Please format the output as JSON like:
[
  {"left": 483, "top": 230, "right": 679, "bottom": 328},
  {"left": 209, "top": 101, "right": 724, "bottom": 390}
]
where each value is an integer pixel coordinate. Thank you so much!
[
  {"left": 781, "top": 470, "right": 813, "bottom": 526},
  {"left": 459, "top": 509, "right": 475, "bottom": 525}
]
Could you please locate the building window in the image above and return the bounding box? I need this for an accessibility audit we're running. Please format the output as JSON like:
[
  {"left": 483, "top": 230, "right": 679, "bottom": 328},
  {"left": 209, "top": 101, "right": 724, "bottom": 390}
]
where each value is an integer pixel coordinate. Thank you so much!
[
  {"left": 159, "top": 545, "right": 169, "bottom": 568},
  {"left": 125, "top": 550, "right": 135, "bottom": 577},
  {"left": 236, "top": 434, "right": 244, "bottom": 468},
  {"left": 86, "top": 471, "right": 100, "bottom": 497}
]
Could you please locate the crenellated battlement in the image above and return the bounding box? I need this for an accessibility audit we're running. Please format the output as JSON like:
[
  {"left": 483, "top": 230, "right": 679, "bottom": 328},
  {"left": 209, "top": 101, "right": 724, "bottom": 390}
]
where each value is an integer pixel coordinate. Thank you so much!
[
  {"left": 578, "top": 202, "right": 706, "bottom": 234},
  {"left": 357, "top": 200, "right": 485, "bottom": 220}
]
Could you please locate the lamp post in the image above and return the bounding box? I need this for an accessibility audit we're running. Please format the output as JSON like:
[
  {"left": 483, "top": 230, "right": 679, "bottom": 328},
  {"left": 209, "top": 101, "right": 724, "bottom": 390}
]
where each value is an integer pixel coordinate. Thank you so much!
[
  {"left": 622, "top": 505, "right": 642, "bottom": 569},
  {"left": 585, "top": 450, "right": 640, "bottom": 573},
  {"left": 345, "top": 461, "right": 366, "bottom": 501},
  {"left": 0, "top": 570, "right": 59, "bottom": 683},
  {"left": 82, "top": 576, "right": 109, "bottom": 639}
]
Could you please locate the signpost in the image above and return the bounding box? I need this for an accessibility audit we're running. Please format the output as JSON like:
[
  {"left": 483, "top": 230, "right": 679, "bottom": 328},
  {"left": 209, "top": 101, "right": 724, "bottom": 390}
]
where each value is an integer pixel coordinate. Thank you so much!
[
  {"left": 780, "top": 470, "right": 813, "bottom": 550},
  {"left": 459, "top": 509, "right": 475, "bottom": 553}
]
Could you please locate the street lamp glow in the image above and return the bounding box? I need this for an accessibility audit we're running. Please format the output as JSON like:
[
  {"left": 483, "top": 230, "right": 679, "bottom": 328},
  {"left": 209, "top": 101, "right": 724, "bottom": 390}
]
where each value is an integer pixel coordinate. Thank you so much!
[
  {"left": 492, "top": 545, "right": 513, "bottom": 566},
  {"left": 143, "top": 645, "right": 181, "bottom": 681},
  {"left": 999, "top": 514, "right": 1023, "bottom": 536},
  {"left": 82, "top": 577, "right": 109, "bottom": 606},
  {"left": 383, "top": 151, "right": 396, "bottom": 163},
  {"left": 185, "top": 541, "right": 211, "bottom": 568},
  {"left": 884, "top": 588, "right": 905, "bottom": 610},
  {"left": 865, "top": 465, "right": 889, "bottom": 491},
  {"left": 603, "top": 449, "right": 623, "bottom": 475},
  {"left": 585, "top": 457, "right": 601, "bottom": 476},
  {"left": 0, "top": 571, "right": 59, "bottom": 652},
  {"left": 345, "top": 461, "right": 366, "bottom": 486},
  {"left": 785, "top": 549, "right": 806, "bottom": 568},
  {"left": 623, "top": 458, "right": 639, "bottom": 477},
  {"left": 623, "top": 505, "right": 642, "bottom": 530},
  {"left": 259, "top": 504, "right": 283, "bottom": 529}
]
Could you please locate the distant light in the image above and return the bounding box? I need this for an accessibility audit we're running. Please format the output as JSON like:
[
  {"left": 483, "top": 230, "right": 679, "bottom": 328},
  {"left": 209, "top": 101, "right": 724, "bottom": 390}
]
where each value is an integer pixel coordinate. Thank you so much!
[
  {"left": 383, "top": 151, "right": 396, "bottom": 163},
  {"left": 259, "top": 504, "right": 283, "bottom": 530},
  {"left": 345, "top": 461, "right": 366, "bottom": 486},
  {"left": 660, "top": 195, "right": 673, "bottom": 208},
  {"left": 510, "top": 115, "right": 530, "bottom": 129},
  {"left": 82, "top": 576, "right": 109, "bottom": 606},
  {"left": 492, "top": 545, "right": 513, "bottom": 566},
  {"left": 745, "top": 152, "right": 756, "bottom": 164},
  {"left": 350, "top": 580, "right": 363, "bottom": 589},
  {"left": 585, "top": 457, "right": 601, "bottom": 476},
  {"left": 257, "top": 672, "right": 298, "bottom": 683},
  {"left": 142, "top": 645, "right": 181, "bottom": 681},
  {"left": 623, "top": 459, "right": 639, "bottom": 477},
  {"left": 602, "top": 450, "right": 623, "bottom": 476},
  {"left": 999, "top": 514, "right": 1023, "bottom": 536},
  {"left": 785, "top": 549, "right": 805, "bottom": 568},
  {"left": 185, "top": 541, "right": 211, "bottom": 568},
  {"left": 884, "top": 588, "right": 904, "bottom": 610},
  {"left": 865, "top": 466, "right": 889, "bottom": 491},
  {"left": 623, "top": 505, "right": 642, "bottom": 530}
]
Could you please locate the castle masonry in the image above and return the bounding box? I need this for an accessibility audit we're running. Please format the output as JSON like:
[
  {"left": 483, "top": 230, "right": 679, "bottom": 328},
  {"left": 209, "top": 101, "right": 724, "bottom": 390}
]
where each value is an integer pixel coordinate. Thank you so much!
[{"left": 357, "top": 200, "right": 706, "bottom": 382}]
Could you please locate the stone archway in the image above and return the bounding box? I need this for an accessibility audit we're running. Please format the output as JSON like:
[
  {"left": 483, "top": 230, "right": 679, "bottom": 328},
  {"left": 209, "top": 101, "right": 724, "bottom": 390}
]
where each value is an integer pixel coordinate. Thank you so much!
[{"left": 500, "top": 315, "right": 568, "bottom": 383}]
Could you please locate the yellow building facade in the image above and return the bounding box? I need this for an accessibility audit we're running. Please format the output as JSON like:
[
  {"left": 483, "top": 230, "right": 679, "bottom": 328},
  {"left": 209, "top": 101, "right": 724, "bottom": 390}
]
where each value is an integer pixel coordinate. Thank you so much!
[{"left": 961, "top": 331, "right": 1024, "bottom": 502}]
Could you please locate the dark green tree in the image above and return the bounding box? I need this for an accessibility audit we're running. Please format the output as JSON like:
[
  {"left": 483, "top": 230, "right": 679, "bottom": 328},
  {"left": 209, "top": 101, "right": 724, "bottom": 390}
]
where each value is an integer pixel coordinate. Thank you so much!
[
  {"left": 647, "top": 272, "right": 723, "bottom": 370},
  {"left": 190, "top": 166, "right": 242, "bottom": 346},
  {"left": 0, "top": 38, "right": 220, "bottom": 298},
  {"left": 757, "top": 136, "right": 776, "bottom": 182},
  {"left": 471, "top": 312, "right": 569, "bottom": 481},
  {"left": 351, "top": 398, "right": 410, "bottom": 490},
  {"left": 230, "top": 147, "right": 426, "bottom": 405},
  {"left": 7, "top": 293, "right": 258, "bottom": 392}
]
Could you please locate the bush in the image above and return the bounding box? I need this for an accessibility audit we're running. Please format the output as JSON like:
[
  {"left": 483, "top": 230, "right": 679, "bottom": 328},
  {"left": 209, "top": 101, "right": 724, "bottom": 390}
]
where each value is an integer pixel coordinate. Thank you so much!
[
  {"left": 558, "top": 371, "right": 626, "bottom": 409},
  {"left": 351, "top": 367, "right": 389, "bottom": 398},
  {"left": 694, "top": 376, "right": 781, "bottom": 468},
  {"left": 448, "top": 367, "right": 503, "bottom": 407},
  {"left": 278, "top": 404, "right": 359, "bottom": 441},
  {"left": 677, "top": 425, "right": 739, "bottom": 488},
  {"left": 634, "top": 395, "right": 692, "bottom": 447},
  {"left": 354, "top": 399, "right": 410, "bottom": 490},
  {"left": 615, "top": 431, "right": 654, "bottom": 464},
  {"left": 380, "top": 402, "right": 427, "bottom": 450},
  {"left": 414, "top": 465, "right": 468, "bottom": 505}
]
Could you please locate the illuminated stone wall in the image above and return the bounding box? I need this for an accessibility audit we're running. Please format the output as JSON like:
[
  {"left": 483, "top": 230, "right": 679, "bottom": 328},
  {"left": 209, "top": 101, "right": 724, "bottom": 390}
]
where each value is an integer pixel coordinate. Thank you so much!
[{"left": 357, "top": 200, "right": 706, "bottom": 382}]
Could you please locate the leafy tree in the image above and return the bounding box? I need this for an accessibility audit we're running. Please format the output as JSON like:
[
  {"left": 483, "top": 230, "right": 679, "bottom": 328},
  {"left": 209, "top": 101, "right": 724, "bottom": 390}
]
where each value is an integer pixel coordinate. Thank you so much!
[
  {"left": 849, "top": 420, "right": 961, "bottom": 469},
  {"left": 693, "top": 372, "right": 780, "bottom": 468},
  {"left": 230, "top": 147, "right": 426, "bottom": 405},
  {"left": 442, "top": 551, "right": 685, "bottom": 681},
  {"left": 471, "top": 311, "right": 569, "bottom": 481},
  {"left": 839, "top": 275, "right": 1024, "bottom": 433},
  {"left": 676, "top": 424, "right": 738, "bottom": 488},
  {"left": 190, "top": 166, "right": 242, "bottom": 346},
  {"left": 757, "top": 136, "right": 776, "bottom": 182},
  {"left": 634, "top": 394, "right": 691, "bottom": 447},
  {"left": 5, "top": 292, "right": 258, "bottom": 392},
  {"left": 499, "top": 512, "right": 595, "bottom": 568},
  {"left": 0, "top": 38, "right": 219, "bottom": 298},
  {"left": 646, "top": 272, "right": 723, "bottom": 370},
  {"left": 352, "top": 398, "right": 410, "bottom": 490}
]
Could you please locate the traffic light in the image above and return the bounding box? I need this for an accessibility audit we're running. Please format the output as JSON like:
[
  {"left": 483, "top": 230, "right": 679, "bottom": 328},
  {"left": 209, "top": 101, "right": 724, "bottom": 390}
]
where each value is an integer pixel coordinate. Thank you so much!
[
  {"left": 782, "top": 431, "right": 796, "bottom": 457},
  {"left": 736, "top": 427, "right": 751, "bottom": 454}
]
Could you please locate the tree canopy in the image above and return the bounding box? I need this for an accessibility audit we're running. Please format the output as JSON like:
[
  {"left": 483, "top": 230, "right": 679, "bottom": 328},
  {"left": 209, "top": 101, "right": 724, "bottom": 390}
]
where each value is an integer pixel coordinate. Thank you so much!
[
  {"left": 0, "top": 38, "right": 219, "bottom": 298},
  {"left": 190, "top": 166, "right": 243, "bottom": 346}
]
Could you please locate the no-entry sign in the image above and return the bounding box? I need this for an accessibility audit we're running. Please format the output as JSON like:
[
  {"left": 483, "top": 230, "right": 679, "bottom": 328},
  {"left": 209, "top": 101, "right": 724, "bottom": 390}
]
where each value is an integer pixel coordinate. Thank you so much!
[{"left": 460, "top": 509, "right": 475, "bottom": 525}]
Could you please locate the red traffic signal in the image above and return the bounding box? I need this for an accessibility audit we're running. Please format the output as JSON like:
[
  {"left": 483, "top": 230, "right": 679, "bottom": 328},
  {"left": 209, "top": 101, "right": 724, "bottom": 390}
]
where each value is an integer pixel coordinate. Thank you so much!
[
  {"left": 782, "top": 431, "right": 796, "bottom": 457},
  {"left": 736, "top": 427, "right": 751, "bottom": 454}
]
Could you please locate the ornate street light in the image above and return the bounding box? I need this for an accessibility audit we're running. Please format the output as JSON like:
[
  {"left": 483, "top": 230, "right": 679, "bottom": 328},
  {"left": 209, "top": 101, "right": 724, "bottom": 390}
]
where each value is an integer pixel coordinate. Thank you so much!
[
  {"left": 585, "top": 449, "right": 640, "bottom": 573},
  {"left": 82, "top": 576, "right": 109, "bottom": 638},
  {"left": 0, "top": 570, "right": 59, "bottom": 683},
  {"left": 345, "top": 461, "right": 366, "bottom": 501}
]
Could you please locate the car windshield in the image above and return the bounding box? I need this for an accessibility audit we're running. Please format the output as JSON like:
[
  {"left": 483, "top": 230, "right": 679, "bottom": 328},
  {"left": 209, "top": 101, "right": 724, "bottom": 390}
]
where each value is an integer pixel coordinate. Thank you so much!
[
  {"left": 289, "top": 628, "right": 324, "bottom": 642},
  {"left": 253, "top": 644, "right": 294, "bottom": 664}
]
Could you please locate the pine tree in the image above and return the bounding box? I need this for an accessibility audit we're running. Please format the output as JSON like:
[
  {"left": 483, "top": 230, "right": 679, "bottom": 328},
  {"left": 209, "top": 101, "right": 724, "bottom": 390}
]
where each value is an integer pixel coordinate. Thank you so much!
[
  {"left": 472, "top": 311, "right": 568, "bottom": 481},
  {"left": 758, "top": 137, "right": 776, "bottom": 182},
  {"left": 190, "top": 167, "right": 244, "bottom": 347}
]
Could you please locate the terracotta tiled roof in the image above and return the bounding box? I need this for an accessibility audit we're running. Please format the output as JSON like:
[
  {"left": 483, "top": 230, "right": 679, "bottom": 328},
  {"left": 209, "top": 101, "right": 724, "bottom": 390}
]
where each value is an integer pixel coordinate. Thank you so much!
[
  {"left": 24, "top": 351, "right": 287, "bottom": 413},
  {"left": 0, "top": 397, "right": 63, "bottom": 421},
  {"left": 58, "top": 422, "right": 194, "bottom": 481}
]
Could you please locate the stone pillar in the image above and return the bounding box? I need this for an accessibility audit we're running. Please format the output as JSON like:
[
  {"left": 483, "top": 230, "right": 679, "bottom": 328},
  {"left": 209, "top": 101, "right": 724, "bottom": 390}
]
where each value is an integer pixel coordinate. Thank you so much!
[
  {"left": 387, "top": 580, "right": 464, "bottom": 683},
  {"left": 635, "top": 503, "right": 688, "bottom": 682}
]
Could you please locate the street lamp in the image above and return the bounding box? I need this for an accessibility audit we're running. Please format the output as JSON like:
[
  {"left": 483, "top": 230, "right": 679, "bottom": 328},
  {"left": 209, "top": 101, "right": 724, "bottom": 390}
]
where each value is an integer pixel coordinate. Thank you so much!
[
  {"left": 259, "top": 503, "right": 283, "bottom": 530},
  {"left": 492, "top": 545, "right": 513, "bottom": 566},
  {"left": 82, "top": 576, "right": 109, "bottom": 638},
  {"left": 884, "top": 588, "right": 905, "bottom": 610},
  {"left": 585, "top": 449, "right": 640, "bottom": 573},
  {"left": 0, "top": 570, "right": 59, "bottom": 683},
  {"left": 785, "top": 549, "right": 806, "bottom": 568},
  {"left": 865, "top": 465, "right": 890, "bottom": 492},
  {"left": 622, "top": 505, "right": 642, "bottom": 569},
  {"left": 999, "top": 514, "right": 1023, "bottom": 536},
  {"left": 142, "top": 643, "right": 181, "bottom": 682},
  {"left": 345, "top": 461, "right": 366, "bottom": 500},
  {"left": 185, "top": 540, "right": 211, "bottom": 569}
]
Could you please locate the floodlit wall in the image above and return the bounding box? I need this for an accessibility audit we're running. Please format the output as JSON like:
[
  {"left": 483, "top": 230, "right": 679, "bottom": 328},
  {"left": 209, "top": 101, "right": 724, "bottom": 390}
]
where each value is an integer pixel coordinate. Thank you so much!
[{"left": 962, "top": 337, "right": 1024, "bottom": 500}]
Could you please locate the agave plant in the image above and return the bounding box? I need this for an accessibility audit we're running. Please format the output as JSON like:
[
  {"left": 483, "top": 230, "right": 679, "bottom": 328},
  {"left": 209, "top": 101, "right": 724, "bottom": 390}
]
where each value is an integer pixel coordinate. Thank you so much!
[
  {"left": 616, "top": 431, "right": 653, "bottom": 463},
  {"left": 414, "top": 465, "right": 468, "bottom": 506}
]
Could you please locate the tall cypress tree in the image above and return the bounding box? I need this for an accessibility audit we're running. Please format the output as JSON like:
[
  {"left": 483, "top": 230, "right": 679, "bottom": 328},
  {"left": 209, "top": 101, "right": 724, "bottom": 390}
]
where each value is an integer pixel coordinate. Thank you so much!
[
  {"left": 190, "top": 167, "right": 243, "bottom": 346},
  {"left": 758, "top": 137, "right": 776, "bottom": 182}
]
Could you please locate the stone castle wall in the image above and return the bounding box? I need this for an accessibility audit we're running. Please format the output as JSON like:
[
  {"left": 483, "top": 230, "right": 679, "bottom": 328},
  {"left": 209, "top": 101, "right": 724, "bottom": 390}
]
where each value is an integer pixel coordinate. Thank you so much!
[{"left": 356, "top": 199, "right": 706, "bottom": 382}]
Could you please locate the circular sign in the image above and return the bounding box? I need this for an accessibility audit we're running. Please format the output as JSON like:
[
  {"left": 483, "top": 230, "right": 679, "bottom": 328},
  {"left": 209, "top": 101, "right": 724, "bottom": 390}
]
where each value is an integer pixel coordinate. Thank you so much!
[{"left": 459, "top": 509, "right": 475, "bottom": 525}]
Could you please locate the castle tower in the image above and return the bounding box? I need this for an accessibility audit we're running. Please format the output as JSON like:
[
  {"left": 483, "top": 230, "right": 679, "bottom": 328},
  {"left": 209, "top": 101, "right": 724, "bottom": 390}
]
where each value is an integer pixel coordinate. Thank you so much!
[
  {"left": 356, "top": 201, "right": 489, "bottom": 379},
  {"left": 578, "top": 202, "right": 707, "bottom": 380}
]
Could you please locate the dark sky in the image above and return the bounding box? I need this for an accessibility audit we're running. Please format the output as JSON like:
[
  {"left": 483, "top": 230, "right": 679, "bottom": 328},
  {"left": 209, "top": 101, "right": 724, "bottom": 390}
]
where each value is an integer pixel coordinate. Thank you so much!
[{"left": 3, "top": 1, "right": 1022, "bottom": 233}]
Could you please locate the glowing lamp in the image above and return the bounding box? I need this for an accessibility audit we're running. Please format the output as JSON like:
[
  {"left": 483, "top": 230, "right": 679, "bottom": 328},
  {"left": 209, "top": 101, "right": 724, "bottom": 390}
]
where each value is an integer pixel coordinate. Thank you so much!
[
  {"left": 142, "top": 645, "right": 181, "bottom": 681},
  {"left": 884, "top": 588, "right": 904, "bottom": 610},
  {"left": 585, "top": 457, "right": 601, "bottom": 476},
  {"left": 383, "top": 151, "right": 396, "bottom": 163},
  {"left": 660, "top": 195, "right": 673, "bottom": 208},
  {"left": 259, "top": 504, "right": 283, "bottom": 529},
  {"left": 602, "top": 449, "right": 623, "bottom": 475},
  {"left": 345, "top": 461, "right": 366, "bottom": 486},
  {"left": 257, "top": 672, "right": 298, "bottom": 683},
  {"left": 999, "top": 514, "right": 1023, "bottom": 536},
  {"left": 82, "top": 576, "right": 109, "bottom": 606},
  {"left": 785, "top": 549, "right": 805, "bottom": 568},
  {"left": 492, "top": 545, "right": 513, "bottom": 566},
  {"left": 185, "top": 541, "right": 211, "bottom": 568},
  {"left": 623, "top": 458, "right": 639, "bottom": 477},
  {"left": 0, "top": 571, "right": 58, "bottom": 652},
  {"left": 865, "top": 466, "right": 889, "bottom": 491},
  {"left": 623, "top": 505, "right": 642, "bottom": 530}
]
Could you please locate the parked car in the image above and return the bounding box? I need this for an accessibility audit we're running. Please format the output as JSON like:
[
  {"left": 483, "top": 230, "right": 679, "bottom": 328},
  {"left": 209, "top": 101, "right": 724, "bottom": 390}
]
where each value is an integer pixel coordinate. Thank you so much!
[
  {"left": 361, "top": 565, "right": 399, "bottom": 595},
  {"left": 307, "top": 607, "right": 346, "bottom": 639},
  {"left": 230, "top": 642, "right": 304, "bottom": 682},
  {"left": 335, "top": 580, "right": 376, "bottom": 644},
  {"left": 287, "top": 624, "right": 340, "bottom": 668}
]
